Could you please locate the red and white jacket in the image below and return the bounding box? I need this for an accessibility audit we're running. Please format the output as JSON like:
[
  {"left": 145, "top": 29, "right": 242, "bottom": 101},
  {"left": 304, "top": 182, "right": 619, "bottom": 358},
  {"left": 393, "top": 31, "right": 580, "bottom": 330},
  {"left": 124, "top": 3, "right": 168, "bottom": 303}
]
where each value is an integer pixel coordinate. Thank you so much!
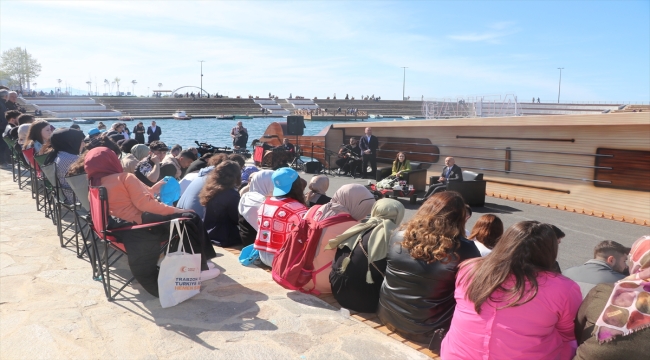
[{"left": 253, "top": 197, "right": 308, "bottom": 254}]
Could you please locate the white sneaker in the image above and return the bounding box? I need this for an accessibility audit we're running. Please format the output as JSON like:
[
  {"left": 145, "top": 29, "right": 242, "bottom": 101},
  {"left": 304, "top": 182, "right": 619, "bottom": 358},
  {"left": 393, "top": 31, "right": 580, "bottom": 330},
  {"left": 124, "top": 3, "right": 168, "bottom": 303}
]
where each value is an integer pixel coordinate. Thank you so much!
[{"left": 201, "top": 268, "right": 220, "bottom": 281}]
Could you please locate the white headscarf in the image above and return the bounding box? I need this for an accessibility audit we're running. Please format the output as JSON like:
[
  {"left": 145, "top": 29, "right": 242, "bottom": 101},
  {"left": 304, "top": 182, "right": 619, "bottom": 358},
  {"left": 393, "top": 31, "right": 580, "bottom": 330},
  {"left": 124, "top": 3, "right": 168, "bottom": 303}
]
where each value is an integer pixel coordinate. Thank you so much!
[{"left": 238, "top": 170, "right": 274, "bottom": 230}]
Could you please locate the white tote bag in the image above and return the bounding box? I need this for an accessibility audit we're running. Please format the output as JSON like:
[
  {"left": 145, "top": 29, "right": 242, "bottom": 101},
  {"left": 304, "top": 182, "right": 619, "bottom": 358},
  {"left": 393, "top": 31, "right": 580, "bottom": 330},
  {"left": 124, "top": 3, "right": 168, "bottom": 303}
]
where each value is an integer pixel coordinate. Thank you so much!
[{"left": 158, "top": 219, "right": 202, "bottom": 308}]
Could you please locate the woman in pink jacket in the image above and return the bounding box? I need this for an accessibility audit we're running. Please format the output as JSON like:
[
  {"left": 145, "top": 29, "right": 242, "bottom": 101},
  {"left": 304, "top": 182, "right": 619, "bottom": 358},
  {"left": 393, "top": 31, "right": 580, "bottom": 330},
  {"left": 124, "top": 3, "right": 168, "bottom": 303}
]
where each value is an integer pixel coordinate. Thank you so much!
[{"left": 441, "top": 221, "right": 582, "bottom": 360}]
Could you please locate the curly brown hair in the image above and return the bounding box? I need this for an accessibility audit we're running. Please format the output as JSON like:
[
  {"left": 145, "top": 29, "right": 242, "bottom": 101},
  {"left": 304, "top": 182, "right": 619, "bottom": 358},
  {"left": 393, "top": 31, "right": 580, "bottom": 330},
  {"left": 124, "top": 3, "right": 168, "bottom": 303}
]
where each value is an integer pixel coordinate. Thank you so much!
[
  {"left": 199, "top": 160, "right": 241, "bottom": 206},
  {"left": 400, "top": 191, "right": 467, "bottom": 264}
]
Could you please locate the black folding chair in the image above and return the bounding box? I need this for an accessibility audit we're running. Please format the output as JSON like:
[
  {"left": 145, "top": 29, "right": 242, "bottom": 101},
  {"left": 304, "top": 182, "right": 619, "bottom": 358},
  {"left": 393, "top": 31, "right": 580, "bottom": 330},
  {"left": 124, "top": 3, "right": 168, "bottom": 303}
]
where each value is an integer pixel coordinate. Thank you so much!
[{"left": 41, "top": 162, "right": 79, "bottom": 249}]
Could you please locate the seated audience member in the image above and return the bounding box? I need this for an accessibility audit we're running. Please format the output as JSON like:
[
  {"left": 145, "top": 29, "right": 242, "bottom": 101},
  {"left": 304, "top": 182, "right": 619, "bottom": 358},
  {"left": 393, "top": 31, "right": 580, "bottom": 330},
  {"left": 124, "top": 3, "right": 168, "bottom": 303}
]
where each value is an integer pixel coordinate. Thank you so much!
[
  {"left": 84, "top": 147, "right": 218, "bottom": 296},
  {"left": 200, "top": 161, "right": 242, "bottom": 247},
  {"left": 161, "top": 145, "right": 184, "bottom": 179},
  {"left": 563, "top": 240, "right": 630, "bottom": 297},
  {"left": 299, "top": 184, "right": 375, "bottom": 294},
  {"left": 329, "top": 198, "right": 404, "bottom": 313},
  {"left": 66, "top": 134, "right": 122, "bottom": 177},
  {"left": 24, "top": 120, "right": 53, "bottom": 154},
  {"left": 3, "top": 110, "right": 21, "bottom": 137},
  {"left": 378, "top": 191, "right": 480, "bottom": 344},
  {"left": 441, "top": 221, "right": 582, "bottom": 358},
  {"left": 305, "top": 175, "right": 331, "bottom": 207},
  {"left": 552, "top": 224, "right": 565, "bottom": 272},
  {"left": 122, "top": 144, "right": 149, "bottom": 174},
  {"left": 238, "top": 170, "right": 274, "bottom": 246},
  {"left": 391, "top": 152, "right": 411, "bottom": 179},
  {"left": 185, "top": 153, "right": 213, "bottom": 175},
  {"left": 176, "top": 154, "right": 228, "bottom": 218},
  {"left": 573, "top": 235, "right": 650, "bottom": 360},
  {"left": 468, "top": 214, "right": 504, "bottom": 256},
  {"left": 43, "top": 128, "right": 85, "bottom": 204},
  {"left": 423, "top": 156, "right": 462, "bottom": 200},
  {"left": 177, "top": 150, "right": 197, "bottom": 178},
  {"left": 228, "top": 153, "right": 246, "bottom": 169},
  {"left": 134, "top": 141, "right": 167, "bottom": 186},
  {"left": 335, "top": 138, "right": 361, "bottom": 176},
  {"left": 254, "top": 168, "right": 308, "bottom": 267},
  {"left": 17, "top": 124, "right": 30, "bottom": 147},
  {"left": 119, "top": 139, "right": 140, "bottom": 173},
  {"left": 240, "top": 164, "right": 259, "bottom": 189},
  {"left": 17, "top": 114, "right": 35, "bottom": 125}
]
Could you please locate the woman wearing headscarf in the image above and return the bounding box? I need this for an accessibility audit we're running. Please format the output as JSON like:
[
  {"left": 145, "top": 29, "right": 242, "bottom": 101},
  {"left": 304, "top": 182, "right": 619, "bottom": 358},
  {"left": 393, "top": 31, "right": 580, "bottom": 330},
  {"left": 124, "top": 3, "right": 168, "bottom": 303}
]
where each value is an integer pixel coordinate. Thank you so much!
[
  {"left": 299, "top": 183, "right": 376, "bottom": 294},
  {"left": 238, "top": 170, "right": 274, "bottom": 246},
  {"left": 329, "top": 198, "right": 404, "bottom": 313},
  {"left": 44, "top": 128, "right": 85, "bottom": 204},
  {"left": 84, "top": 147, "right": 218, "bottom": 296},
  {"left": 120, "top": 140, "right": 144, "bottom": 174},
  {"left": 574, "top": 235, "right": 650, "bottom": 359},
  {"left": 305, "top": 175, "right": 331, "bottom": 207}
]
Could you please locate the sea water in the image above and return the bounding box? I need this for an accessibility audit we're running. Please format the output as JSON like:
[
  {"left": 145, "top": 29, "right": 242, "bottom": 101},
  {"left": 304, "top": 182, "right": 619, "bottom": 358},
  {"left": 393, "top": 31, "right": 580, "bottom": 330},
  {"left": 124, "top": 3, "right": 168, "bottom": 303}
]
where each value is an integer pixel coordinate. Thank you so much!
[{"left": 67, "top": 117, "right": 400, "bottom": 150}]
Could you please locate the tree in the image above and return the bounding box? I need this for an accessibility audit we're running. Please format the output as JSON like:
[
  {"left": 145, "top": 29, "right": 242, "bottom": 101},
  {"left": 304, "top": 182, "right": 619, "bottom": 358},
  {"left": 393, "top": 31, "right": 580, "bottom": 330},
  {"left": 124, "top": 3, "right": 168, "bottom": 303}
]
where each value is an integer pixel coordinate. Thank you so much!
[
  {"left": 131, "top": 80, "right": 137, "bottom": 95},
  {"left": 114, "top": 77, "right": 121, "bottom": 95},
  {"left": 0, "top": 47, "right": 41, "bottom": 92}
]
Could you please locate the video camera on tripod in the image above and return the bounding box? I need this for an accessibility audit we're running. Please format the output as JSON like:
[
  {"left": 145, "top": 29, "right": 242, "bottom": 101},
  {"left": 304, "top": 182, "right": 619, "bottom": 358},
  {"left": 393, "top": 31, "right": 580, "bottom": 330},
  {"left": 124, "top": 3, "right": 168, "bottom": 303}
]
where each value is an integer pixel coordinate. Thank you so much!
[{"left": 194, "top": 140, "right": 251, "bottom": 159}]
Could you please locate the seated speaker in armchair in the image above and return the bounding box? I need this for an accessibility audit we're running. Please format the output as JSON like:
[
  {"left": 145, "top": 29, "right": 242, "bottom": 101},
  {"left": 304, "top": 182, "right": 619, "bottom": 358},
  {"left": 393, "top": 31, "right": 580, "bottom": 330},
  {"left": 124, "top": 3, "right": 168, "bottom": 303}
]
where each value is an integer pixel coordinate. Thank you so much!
[
  {"left": 423, "top": 157, "right": 463, "bottom": 200},
  {"left": 391, "top": 152, "right": 411, "bottom": 179}
]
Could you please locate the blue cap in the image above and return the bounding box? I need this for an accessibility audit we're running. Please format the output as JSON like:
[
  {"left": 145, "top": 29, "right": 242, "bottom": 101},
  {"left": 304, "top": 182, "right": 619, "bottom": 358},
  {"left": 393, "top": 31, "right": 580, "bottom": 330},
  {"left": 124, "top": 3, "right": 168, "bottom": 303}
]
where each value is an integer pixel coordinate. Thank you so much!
[
  {"left": 272, "top": 167, "right": 299, "bottom": 197},
  {"left": 87, "top": 128, "right": 106, "bottom": 136}
]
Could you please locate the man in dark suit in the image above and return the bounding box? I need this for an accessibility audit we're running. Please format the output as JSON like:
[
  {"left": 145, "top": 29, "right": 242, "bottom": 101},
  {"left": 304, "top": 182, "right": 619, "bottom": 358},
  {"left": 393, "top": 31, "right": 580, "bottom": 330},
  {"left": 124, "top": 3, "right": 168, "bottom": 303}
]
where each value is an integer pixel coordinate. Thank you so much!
[
  {"left": 147, "top": 121, "right": 162, "bottom": 143},
  {"left": 359, "top": 127, "right": 378, "bottom": 178},
  {"left": 423, "top": 157, "right": 463, "bottom": 200}
]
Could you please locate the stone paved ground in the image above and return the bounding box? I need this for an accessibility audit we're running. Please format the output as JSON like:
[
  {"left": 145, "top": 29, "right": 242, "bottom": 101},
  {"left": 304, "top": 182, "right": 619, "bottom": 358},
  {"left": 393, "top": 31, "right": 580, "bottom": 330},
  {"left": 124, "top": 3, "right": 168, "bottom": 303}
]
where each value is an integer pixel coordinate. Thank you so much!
[{"left": 0, "top": 168, "right": 429, "bottom": 360}]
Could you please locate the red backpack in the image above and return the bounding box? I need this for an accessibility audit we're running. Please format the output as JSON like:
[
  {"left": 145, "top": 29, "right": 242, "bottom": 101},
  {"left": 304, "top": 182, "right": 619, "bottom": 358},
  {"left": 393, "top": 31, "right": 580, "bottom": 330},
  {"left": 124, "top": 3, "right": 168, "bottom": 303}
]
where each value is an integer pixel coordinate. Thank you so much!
[{"left": 271, "top": 206, "right": 354, "bottom": 295}]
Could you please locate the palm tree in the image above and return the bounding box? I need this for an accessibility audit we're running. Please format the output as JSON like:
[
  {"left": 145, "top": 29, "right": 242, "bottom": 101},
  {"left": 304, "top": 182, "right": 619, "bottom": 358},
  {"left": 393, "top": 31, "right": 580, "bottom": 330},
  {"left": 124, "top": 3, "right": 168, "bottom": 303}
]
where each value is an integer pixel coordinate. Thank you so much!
[
  {"left": 114, "top": 77, "right": 121, "bottom": 95},
  {"left": 131, "top": 80, "right": 137, "bottom": 96},
  {"left": 104, "top": 79, "right": 109, "bottom": 94},
  {"left": 56, "top": 79, "right": 62, "bottom": 95},
  {"left": 86, "top": 81, "right": 92, "bottom": 95}
]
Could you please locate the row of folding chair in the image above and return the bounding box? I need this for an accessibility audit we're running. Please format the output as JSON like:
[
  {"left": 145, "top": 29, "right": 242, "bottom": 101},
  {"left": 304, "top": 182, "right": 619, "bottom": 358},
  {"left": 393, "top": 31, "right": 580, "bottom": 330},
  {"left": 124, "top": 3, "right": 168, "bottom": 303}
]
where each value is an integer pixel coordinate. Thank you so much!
[{"left": 3, "top": 135, "right": 186, "bottom": 302}]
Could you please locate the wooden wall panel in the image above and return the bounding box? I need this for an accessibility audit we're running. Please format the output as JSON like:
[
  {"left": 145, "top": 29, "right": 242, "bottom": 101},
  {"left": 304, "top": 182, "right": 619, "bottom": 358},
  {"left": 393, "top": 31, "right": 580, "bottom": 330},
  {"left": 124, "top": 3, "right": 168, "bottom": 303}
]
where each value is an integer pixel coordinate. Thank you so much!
[
  {"left": 595, "top": 148, "right": 650, "bottom": 191},
  {"left": 331, "top": 116, "right": 650, "bottom": 225}
]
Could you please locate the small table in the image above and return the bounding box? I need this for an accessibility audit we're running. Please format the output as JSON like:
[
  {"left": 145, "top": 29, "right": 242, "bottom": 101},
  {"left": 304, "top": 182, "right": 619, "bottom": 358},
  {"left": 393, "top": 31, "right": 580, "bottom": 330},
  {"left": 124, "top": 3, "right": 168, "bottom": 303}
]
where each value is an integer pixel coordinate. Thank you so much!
[{"left": 368, "top": 184, "right": 418, "bottom": 204}]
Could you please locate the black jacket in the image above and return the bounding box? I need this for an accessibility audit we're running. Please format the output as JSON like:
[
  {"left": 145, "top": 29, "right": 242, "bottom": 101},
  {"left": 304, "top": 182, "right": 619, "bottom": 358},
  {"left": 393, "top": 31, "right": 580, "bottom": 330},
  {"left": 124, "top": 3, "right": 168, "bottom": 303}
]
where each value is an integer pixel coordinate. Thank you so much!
[
  {"left": 377, "top": 231, "right": 480, "bottom": 343},
  {"left": 441, "top": 164, "right": 463, "bottom": 183},
  {"left": 147, "top": 126, "right": 162, "bottom": 142},
  {"left": 359, "top": 135, "right": 378, "bottom": 154},
  {"left": 330, "top": 228, "right": 387, "bottom": 313},
  {"left": 203, "top": 188, "right": 241, "bottom": 247}
]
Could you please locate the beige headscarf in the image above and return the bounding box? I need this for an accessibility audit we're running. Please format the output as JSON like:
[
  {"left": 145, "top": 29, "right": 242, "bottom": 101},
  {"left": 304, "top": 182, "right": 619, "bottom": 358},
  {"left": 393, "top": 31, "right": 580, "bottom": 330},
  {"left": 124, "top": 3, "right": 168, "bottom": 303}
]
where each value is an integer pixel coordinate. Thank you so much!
[
  {"left": 131, "top": 144, "right": 150, "bottom": 161},
  {"left": 316, "top": 183, "right": 375, "bottom": 221},
  {"left": 305, "top": 175, "right": 329, "bottom": 204},
  {"left": 326, "top": 198, "right": 405, "bottom": 283}
]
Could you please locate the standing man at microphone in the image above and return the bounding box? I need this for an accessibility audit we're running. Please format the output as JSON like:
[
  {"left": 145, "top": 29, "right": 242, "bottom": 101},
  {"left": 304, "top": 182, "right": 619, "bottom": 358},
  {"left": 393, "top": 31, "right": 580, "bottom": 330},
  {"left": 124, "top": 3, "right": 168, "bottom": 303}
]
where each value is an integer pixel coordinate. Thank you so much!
[{"left": 359, "top": 127, "right": 378, "bottom": 179}]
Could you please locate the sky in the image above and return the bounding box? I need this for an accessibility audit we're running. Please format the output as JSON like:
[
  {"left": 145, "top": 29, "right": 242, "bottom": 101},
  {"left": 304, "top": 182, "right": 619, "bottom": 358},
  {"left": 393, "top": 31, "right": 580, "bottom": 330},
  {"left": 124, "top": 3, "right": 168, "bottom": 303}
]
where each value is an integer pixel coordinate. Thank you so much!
[{"left": 1, "top": 0, "right": 648, "bottom": 102}]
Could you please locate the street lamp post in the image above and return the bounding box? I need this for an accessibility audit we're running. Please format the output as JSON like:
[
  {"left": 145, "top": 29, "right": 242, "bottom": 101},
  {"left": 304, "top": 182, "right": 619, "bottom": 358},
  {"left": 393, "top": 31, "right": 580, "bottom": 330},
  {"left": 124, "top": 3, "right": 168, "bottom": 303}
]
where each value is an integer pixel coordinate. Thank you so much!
[
  {"left": 401, "top": 67, "right": 408, "bottom": 100},
  {"left": 557, "top": 67, "right": 564, "bottom": 104},
  {"left": 198, "top": 60, "right": 205, "bottom": 98}
]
